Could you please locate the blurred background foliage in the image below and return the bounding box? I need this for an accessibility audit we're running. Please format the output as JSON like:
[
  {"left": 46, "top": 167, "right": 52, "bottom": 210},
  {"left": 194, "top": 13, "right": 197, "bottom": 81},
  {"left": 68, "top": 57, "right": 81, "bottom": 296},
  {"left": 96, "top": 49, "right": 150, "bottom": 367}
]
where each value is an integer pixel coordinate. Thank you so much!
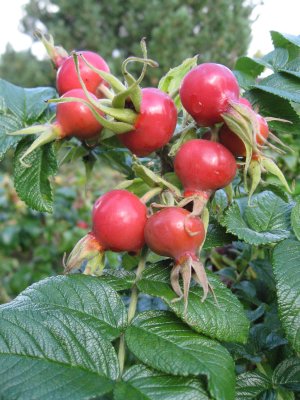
[{"left": 0, "top": 0, "right": 257, "bottom": 87}]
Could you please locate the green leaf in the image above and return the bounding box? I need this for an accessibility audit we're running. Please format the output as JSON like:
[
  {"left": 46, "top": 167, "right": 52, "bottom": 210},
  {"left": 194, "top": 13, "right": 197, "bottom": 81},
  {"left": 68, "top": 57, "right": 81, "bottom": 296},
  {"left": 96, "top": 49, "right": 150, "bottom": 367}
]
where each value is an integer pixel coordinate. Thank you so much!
[
  {"left": 272, "top": 240, "right": 300, "bottom": 352},
  {"left": 116, "top": 178, "right": 151, "bottom": 197},
  {"left": 2, "top": 275, "right": 127, "bottom": 340},
  {"left": 234, "top": 57, "right": 266, "bottom": 89},
  {"left": 235, "top": 56, "right": 266, "bottom": 77},
  {"left": 137, "top": 263, "right": 249, "bottom": 343},
  {"left": 224, "top": 191, "right": 292, "bottom": 245},
  {"left": 0, "top": 113, "right": 22, "bottom": 161},
  {"left": 291, "top": 200, "right": 300, "bottom": 240},
  {"left": 263, "top": 48, "right": 289, "bottom": 71},
  {"left": 280, "top": 57, "right": 300, "bottom": 79},
  {"left": 271, "top": 31, "right": 300, "bottom": 59},
  {"left": 14, "top": 138, "right": 58, "bottom": 213},
  {"left": 0, "top": 80, "right": 56, "bottom": 161},
  {"left": 247, "top": 90, "right": 300, "bottom": 136},
  {"left": 100, "top": 269, "right": 136, "bottom": 290},
  {"left": 96, "top": 138, "right": 133, "bottom": 176},
  {"left": 203, "top": 221, "right": 236, "bottom": 250},
  {"left": 273, "top": 358, "right": 300, "bottom": 392},
  {"left": 114, "top": 365, "right": 209, "bottom": 400},
  {"left": 0, "top": 275, "right": 124, "bottom": 399},
  {"left": 236, "top": 371, "right": 272, "bottom": 399},
  {"left": 0, "top": 356, "right": 114, "bottom": 400},
  {"left": 0, "top": 79, "right": 56, "bottom": 122},
  {"left": 125, "top": 310, "right": 236, "bottom": 400},
  {"left": 158, "top": 56, "right": 198, "bottom": 111},
  {"left": 276, "top": 388, "right": 295, "bottom": 400},
  {"left": 254, "top": 73, "right": 300, "bottom": 103}
]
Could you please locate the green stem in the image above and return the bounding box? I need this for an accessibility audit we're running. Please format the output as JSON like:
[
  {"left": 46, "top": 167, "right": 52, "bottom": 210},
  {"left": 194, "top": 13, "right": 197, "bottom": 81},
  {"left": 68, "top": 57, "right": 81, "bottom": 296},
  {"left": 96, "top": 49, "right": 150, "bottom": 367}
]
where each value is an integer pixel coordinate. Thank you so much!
[
  {"left": 128, "top": 251, "right": 147, "bottom": 322},
  {"left": 236, "top": 262, "right": 249, "bottom": 283},
  {"left": 117, "top": 250, "right": 147, "bottom": 376},
  {"left": 117, "top": 335, "right": 126, "bottom": 377}
]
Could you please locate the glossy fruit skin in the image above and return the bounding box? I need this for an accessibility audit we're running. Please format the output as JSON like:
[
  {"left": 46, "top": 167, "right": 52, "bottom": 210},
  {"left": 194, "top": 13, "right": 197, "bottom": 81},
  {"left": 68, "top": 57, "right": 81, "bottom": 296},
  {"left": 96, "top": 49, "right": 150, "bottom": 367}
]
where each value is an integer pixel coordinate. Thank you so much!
[
  {"left": 145, "top": 207, "right": 205, "bottom": 261},
  {"left": 56, "top": 51, "right": 110, "bottom": 97},
  {"left": 179, "top": 63, "right": 240, "bottom": 127},
  {"left": 219, "top": 113, "right": 269, "bottom": 157},
  {"left": 119, "top": 88, "right": 177, "bottom": 156},
  {"left": 174, "top": 139, "right": 237, "bottom": 193},
  {"left": 55, "top": 89, "right": 103, "bottom": 140},
  {"left": 92, "top": 190, "right": 147, "bottom": 253}
]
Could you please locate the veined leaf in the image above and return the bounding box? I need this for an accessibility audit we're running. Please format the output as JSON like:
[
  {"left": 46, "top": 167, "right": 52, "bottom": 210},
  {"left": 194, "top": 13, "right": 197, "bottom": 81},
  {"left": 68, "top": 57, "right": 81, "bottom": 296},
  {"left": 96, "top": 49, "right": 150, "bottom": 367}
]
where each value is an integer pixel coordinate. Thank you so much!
[
  {"left": 114, "top": 364, "right": 209, "bottom": 400},
  {"left": 272, "top": 240, "right": 300, "bottom": 353},
  {"left": 273, "top": 358, "right": 300, "bottom": 392},
  {"left": 236, "top": 371, "right": 272, "bottom": 399},
  {"left": 224, "top": 191, "right": 292, "bottom": 245},
  {"left": 125, "top": 310, "right": 235, "bottom": 400},
  {"left": 254, "top": 73, "right": 300, "bottom": 104},
  {"left": 14, "top": 138, "right": 58, "bottom": 213},
  {"left": 137, "top": 263, "right": 249, "bottom": 343},
  {"left": 0, "top": 275, "right": 125, "bottom": 399},
  {"left": 291, "top": 200, "right": 300, "bottom": 240}
]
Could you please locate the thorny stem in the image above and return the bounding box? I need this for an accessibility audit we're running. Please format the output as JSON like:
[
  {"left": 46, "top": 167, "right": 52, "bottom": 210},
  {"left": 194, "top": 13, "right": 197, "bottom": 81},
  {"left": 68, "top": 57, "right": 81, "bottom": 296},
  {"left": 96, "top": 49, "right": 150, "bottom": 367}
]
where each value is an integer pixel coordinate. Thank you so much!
[{"left": 117, "top": 249, "right": 148, "bottom": 376}]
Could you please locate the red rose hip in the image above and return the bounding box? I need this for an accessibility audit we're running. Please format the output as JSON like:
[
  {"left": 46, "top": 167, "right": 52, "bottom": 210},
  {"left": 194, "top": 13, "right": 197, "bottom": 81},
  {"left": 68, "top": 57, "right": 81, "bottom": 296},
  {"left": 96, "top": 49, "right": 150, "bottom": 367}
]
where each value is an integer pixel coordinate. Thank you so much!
[{"left": 179, "top": 63, "right": 240, "bottom": 126}]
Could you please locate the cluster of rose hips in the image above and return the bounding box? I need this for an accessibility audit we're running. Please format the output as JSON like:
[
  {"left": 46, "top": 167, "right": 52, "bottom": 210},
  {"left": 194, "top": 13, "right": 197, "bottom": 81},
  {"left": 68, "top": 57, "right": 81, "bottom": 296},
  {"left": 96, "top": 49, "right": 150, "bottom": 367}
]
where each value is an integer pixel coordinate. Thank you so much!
[{"left": 11, "top": 34, "right": 290, "bottom": 309}]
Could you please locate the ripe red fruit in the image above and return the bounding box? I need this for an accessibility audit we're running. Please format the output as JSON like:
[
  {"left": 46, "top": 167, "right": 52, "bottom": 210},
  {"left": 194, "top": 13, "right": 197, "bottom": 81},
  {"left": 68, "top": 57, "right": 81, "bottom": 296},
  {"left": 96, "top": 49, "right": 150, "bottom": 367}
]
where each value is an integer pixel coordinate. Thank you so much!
[
  {"left": 65, "top": 190, "right": 147, "bottom": 274},
  {"left": 145, "top": 207, "right": 205, "bottom": 261},
  {"left": 174, "top": 139, "right": 237, "bottom": 197},
  {"left": 145, "top": 207, "right": 210, "bottom": 310},
  {"left": 119, "top": 88, "right": 177, "bottom": 156},
  {"left": 219, "top": 113, "right": 269, "bottom": 157},
  {"left": 56, "top": 88, "right": 103, "bottom": 140},
  {"left": 179, "top": 63, "right": 240, "bottom": 126},
  {"left": 56, "top": 51, "right": 110, "bottom": 97},
  {"left": 92, "top": 190, "right": 147, "bottom": 253}
]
